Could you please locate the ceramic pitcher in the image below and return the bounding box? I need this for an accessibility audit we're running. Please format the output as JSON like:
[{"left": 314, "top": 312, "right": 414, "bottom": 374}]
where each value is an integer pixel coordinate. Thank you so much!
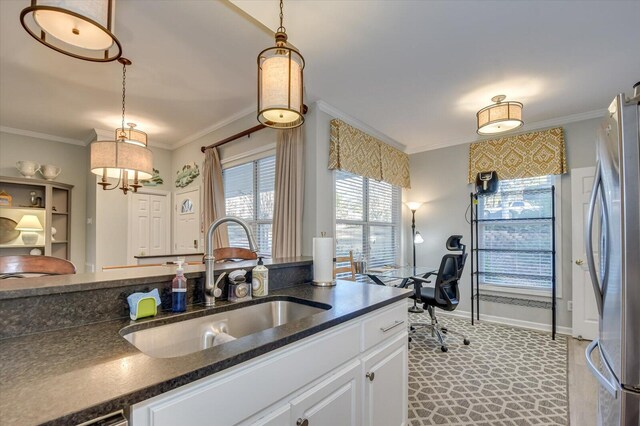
[{"left": 40, "top": 164, "right": 62, "bottom": 181}]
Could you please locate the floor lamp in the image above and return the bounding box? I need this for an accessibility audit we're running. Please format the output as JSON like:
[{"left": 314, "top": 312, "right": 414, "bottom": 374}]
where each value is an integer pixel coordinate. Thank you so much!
[{"left": 406, "top": 202, "right": 424, "bottom": 313}]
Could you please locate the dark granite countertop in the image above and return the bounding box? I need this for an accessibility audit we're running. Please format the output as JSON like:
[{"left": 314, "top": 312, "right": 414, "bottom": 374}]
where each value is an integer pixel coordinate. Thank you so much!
[
  {"left": 0, "top": 256, "right": 313, "bottom": 300},
  {"left": 0, "top": 281, "right": 411, "bottom": 426}
]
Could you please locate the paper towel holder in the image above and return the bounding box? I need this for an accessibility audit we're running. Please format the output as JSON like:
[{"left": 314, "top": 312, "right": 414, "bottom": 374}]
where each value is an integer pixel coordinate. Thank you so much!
[{"left": 312, "top": 232, "right": 336, "bottom": 287}]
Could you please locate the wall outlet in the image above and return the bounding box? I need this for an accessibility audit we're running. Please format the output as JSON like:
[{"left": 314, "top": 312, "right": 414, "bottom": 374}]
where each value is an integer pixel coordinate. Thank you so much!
[{"left": 567, "top": 301, "right": 573, "bottom": 312}]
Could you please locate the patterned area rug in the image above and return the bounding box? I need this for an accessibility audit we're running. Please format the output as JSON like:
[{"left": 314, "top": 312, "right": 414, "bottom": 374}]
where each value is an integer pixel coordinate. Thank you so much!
[{"left": 407, "top": 311, "right": 568, "bottom": 425}]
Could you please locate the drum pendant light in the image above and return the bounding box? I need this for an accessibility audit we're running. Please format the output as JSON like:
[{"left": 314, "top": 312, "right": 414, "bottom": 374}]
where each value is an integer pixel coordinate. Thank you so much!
[
  {"left": 20, "top": 0, "right": 122, "bottom": 62},
  {"left": 257, "top": 0, "right": 305, "bottom": 129},
  {"left": 90, "top": 58, "right": 153, "bottom": 195},
  {"left": 476, "top": 95, "right": 524, "bottom": 135}
]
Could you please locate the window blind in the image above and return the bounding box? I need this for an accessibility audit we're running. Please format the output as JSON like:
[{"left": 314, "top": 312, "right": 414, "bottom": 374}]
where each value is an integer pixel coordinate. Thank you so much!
[
  {"left": 335, "top": 170, "right": 400, "bottom": 270},
  {"left": 477, "top": 175, "right": 555, "bottom": 290},
  {"left": 223, "top": 155, "right": 275, "bottom": 257}
]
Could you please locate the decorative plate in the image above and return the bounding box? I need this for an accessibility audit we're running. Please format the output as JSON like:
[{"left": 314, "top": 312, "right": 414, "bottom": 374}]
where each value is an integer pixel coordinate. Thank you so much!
[{"left": 0, "top": 217, "right": 20, "bottom": 244}]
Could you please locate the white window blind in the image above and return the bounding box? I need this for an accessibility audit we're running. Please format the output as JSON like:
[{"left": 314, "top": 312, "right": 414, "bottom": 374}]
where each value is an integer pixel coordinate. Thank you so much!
[
  {"left": 477, "top": 175, "right": 555, "bottom": 290},
  {"left": 335, "top": 170, "right": 400, "bottom": 269},
  {"left": 223, "top": 155, "right": 275, "bottom": 257}
]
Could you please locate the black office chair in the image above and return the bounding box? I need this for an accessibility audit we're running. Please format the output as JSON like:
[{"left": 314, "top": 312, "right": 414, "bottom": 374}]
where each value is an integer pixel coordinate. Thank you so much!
[{"left": 408, "top": 235, "right": 470, "bottom": 352}]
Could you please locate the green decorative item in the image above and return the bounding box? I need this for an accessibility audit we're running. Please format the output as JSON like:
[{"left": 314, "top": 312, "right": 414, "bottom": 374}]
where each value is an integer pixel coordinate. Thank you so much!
[
  {"left": 175, "top": 163, "right": 200, "bottom": 188},
  {"left": 141, "top": 168, "right": 164, "bottom": 187}
]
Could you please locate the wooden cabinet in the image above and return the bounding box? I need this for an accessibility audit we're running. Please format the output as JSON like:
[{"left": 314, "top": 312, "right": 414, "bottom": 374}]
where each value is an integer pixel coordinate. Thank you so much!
[
  {"left": 0, "top": 176, "right": 72, "bottom": 260},
  {"left": 131, "top": 301, "right": 408, "bottom": 426},
  {"left": 362, "top": 334, "right": 409, "bottom": 426}
]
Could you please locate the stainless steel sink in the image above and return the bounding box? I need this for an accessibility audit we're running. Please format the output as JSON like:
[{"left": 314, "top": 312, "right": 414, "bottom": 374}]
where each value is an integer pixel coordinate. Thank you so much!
[{"left": 121, "top": 300, "right": 329, "bottom": 358}]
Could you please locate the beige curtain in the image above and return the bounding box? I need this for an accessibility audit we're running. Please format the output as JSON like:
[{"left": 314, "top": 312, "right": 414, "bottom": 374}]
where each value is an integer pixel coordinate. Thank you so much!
[
  {"left": 203, "top": 147, "right": 229, "bottom": 249},
  {"left": 328, "top": 119, "right": 411, "bottom": 188},
  {"left": 272, "top": 127, "right": 304, "bottom": 258},
  {"left": 468, "top": 127, "right": 567, "bottom": 183}
]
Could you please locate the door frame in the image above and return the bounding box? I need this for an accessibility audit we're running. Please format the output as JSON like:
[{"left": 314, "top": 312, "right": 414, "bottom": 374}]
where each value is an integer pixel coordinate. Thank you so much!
[
  {"left": 127, "top": 188, "right": 172, "bottom": 263},
  {"left": 173, "top": 186, "right": 201, "bottom": 254},
  {"left": 571, "top": 166, "right": 598, "bottom": 340}
]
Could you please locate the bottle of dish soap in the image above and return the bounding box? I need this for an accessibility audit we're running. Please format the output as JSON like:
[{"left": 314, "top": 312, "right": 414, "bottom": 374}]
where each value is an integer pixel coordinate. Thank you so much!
[
  {"left": 252, "top": 257, "right": 269, "bottom": 297},
  {"left": 172, "top": 259, "right": 187, "bottom": 312}
]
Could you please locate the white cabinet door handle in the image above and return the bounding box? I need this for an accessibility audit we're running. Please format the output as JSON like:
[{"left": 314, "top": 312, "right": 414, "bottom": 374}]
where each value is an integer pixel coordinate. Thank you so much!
[
  {"left": 380, "top": 320, "right": 404, "bottom": 332},
  {"left": 366, "top": 372, "right": 375, "bottom": 382}
]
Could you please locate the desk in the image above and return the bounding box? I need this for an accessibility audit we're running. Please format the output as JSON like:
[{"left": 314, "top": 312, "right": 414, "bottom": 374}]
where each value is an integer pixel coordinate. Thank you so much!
[{"left": 364, "top": 266, "right": 436, "bottom": 287}]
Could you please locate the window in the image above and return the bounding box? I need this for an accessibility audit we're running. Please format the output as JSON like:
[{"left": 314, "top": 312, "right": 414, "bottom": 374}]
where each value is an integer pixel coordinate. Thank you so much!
[
  {"left": 335, "top": 170, "right": 401, "bottom": 269},
  {"left": 476, "top": 175, "right": 556, "bottom": 292},
  {"left": 223, "top": 156, "right": 275, "bottom": 256}
]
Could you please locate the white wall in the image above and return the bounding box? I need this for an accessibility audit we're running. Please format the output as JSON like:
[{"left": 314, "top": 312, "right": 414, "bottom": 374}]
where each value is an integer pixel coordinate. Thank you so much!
[
  {"left": 405, "top": 117, "right": 601, "bottom": 330},
  {"left": 0, "top": 131, "right": 87, "bottom": 271}
]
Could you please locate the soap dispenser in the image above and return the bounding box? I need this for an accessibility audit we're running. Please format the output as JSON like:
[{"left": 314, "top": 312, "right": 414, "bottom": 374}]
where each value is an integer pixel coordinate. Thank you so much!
[
  {"left": 172, "top": 259, "right": 187, "bottom": 312},
  {"left": 252, "top": 257, "right": 269, "bottom": 297}
]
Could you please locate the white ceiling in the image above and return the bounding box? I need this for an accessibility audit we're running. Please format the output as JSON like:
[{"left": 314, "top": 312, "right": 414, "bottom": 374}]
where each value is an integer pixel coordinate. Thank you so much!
[{"left": 1, "top": 0, "right": 639, "bottom": 152}]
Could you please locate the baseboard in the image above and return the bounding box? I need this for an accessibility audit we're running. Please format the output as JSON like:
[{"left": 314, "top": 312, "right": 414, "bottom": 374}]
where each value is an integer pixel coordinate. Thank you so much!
[{"left": 434, "top": 309, "right": 573, "bottom": 336}]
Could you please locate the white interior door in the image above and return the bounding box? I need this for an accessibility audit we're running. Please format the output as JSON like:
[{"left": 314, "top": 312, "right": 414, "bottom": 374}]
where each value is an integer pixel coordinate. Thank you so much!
[
  {"left": 571, "top": 166, "right": 599, "bottom": 340},
  {"left": 174, "top": 187, "right": 201, "bottom": 254},
  {"left": 128, "top": 191, "right": 171, "bottom": 262}
]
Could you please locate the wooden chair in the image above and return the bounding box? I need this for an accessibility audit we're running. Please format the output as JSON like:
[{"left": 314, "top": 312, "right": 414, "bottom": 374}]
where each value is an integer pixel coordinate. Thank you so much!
[
  {"left": 214, "top": 247, "right": 258, "bottom": 262},
  {"left": 0, "top": 255, "right": 76, "bottom": 278},
  {"left": 334, "top": 251, "right": 356, "bottom": 281}
]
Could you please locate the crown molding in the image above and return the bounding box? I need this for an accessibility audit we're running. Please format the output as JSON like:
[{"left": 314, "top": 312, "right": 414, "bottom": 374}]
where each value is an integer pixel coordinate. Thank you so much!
[
  {"left": 406, "top": 108, "right": 606, "bottom": 154},
  {"left": 315, "top": 100, "right": 407, "bottom": 152},
  {"left": 173, "top": 105, "right": 256, "bottom": 150},
  {"left": 0, "top": 126, "right": 86, "bottom": 146}
]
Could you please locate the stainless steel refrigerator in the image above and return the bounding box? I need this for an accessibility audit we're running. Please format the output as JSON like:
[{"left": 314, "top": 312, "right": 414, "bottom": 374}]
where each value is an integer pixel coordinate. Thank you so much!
[{"left": 585, "top": 86, "right": 640, "bottom": 426}]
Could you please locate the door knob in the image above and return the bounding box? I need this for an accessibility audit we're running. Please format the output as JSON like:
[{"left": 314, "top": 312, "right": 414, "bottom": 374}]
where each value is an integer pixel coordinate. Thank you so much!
[
  {"left": 575, "top": 259, "right": 584, "bottom": 266},
  {"left": 366, "top": 372, "right": 375, "bottom": 382},
  {"left": 296, "top": 419, "right": 309, "bottom": 426}
]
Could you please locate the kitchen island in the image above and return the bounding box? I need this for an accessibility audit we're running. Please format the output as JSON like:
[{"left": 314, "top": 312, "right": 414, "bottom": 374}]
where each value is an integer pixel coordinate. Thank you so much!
[{"left": 0, "top": 262, "right": 411, "bottom": 425}]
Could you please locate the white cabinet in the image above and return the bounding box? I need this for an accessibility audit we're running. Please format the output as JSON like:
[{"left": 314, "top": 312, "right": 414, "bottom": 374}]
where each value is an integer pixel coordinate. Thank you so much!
[
  {"left": 290, "top": 360, "right": 361, "bottom": 426},
  {"left": 248, "top": 404, "right": 291, "bottom": 426},
  {"left": 132, "top": 300, "right": 408, "bottom": 426},
  {"left": 362, "top": 334, "right": 409, "bottom": 426}
]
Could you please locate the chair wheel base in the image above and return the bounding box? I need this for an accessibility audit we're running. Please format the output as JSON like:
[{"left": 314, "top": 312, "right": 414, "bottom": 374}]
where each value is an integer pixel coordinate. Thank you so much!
[
  {"left": 464, "top": 339, "right": 470, "bottom": 345},
  {"left": 441, "top": 346, "right": 448, "bottom": 352},
  {"left": 408, "top": 306, "right": 424, "bottom": 313}
]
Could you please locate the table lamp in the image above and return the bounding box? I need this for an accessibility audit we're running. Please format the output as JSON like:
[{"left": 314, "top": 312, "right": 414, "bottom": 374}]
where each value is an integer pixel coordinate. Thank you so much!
[{"left": 16, "top": 214, "right": 43, "bottom": 245}]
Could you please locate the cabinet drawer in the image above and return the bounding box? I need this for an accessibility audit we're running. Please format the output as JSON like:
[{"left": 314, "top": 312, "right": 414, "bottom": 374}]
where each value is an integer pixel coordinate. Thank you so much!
[{"left": 361, "top": 301, "right": 408, "bottom": 351}]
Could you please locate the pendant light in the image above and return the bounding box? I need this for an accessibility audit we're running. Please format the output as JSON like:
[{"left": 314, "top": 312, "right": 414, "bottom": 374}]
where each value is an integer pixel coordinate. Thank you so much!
[
  {"left": 90, "top": 58, "right": 153, "bottom": 194},
  {"left": 257, "top": 0, "right": 305, "bottom": 129},
  {"left": 20, "top": 0, "right": 122, "bottom": 62},
  {"left": 476, "top": 95, "right": 524, "bottom": 135}
]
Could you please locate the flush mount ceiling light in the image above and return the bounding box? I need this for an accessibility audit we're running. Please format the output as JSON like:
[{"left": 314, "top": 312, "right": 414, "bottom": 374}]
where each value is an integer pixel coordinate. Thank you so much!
[
  {"left": 90, "top": 58, "right": 152, "bottom": 194},
  {"left": 257, "top": 0, "right": 305, "bottom": 129},
  {"left": 20, "top": 0, "right": 122, "bottom": 62},
  {"left": 476, "top": 95, "right": 524, "bottom": 135}
]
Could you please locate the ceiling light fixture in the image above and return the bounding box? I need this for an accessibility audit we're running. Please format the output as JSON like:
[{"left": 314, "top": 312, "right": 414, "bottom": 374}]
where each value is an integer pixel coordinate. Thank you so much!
[
  {"left": 90, "top": 58, "right": 152, "bottom": 194},
  {"left": 476, "top": 95, "right": 524, "bottom": 135},
  {"left": 20, "top": 0, "right": 122, "bottom": 62},
  {"left": 257, "top": 0, "right": 305, "bottom": 129}
]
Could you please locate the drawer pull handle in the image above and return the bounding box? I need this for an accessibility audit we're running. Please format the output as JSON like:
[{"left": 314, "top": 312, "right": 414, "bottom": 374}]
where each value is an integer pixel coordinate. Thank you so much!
[
  {"left": 380, "top": 320, "right": 405, "bottom": 332},
  {"left": 366, "top": 372, "right": 375, "bottom": 381},
  {"left": 297, "top": 418, "right": 309, "bottom": 426}
]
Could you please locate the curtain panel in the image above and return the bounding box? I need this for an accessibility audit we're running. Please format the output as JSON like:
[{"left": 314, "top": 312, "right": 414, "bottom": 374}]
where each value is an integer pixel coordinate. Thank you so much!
[
  {"left": 467, "top": 127, "right": 567, "bottom": 183},
  {"left": 203, "top": 147, "right": 229, "bottom": 249},
  {"left": 328, "top": 119, "right": 411, "bottom": 188},
  {"left": 272, "top": 127, "right": 304, "bottom": 258}
]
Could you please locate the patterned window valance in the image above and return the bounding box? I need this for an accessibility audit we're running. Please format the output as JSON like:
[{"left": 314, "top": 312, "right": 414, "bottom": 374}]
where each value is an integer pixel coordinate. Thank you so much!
[
  {"left": 468, "top": 127, "right": 567, "bottom": 183},
  {"left": 329, "top": 119, "right": 411, "bottom": 188}
]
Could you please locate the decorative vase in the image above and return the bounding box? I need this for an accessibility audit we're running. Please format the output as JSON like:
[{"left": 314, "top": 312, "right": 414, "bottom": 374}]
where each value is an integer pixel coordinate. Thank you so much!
[
  {"left": 16, "top": 161, "right": 40, "bottom": 179},
  {"left": 40, "top": 165, "right": 62, "bottom": 181}
]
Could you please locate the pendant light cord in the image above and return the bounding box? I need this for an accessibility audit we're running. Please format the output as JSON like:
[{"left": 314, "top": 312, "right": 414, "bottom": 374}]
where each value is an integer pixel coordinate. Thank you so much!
[{"left": 121, "top": 61, "right": 127, "bottom": 132}]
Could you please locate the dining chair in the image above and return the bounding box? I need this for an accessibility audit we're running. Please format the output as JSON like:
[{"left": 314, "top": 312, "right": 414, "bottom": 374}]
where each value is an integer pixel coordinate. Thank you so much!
[
  {"left": 0, "top": 255, "right": 76, "bottom": 278},
  {"left": 334, "top": 250, "right": 356, "bottom": 281}
]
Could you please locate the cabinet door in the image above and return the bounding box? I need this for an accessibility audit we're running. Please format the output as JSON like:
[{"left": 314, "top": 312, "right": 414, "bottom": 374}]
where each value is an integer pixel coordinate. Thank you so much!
[
  {"left": 247, "top": 404, "right": 291, "bottom": 426},
  {"left": 362, "top": 333, "right": 408, "bottom": 426},
  {"left": 290, "top": 360, "right": 361, "bottom": 426}
]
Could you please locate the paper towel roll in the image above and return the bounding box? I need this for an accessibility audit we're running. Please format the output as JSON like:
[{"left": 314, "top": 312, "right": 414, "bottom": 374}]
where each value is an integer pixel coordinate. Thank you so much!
[{"left": 313, "top": 237, "right": 335, "bottom": 286}]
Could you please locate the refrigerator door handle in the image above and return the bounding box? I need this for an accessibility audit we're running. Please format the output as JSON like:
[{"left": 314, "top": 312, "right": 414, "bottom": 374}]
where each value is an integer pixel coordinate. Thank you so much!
[
  {"left": 586, "top": 162, "right": 604, "bottom": 316},
  {"left": 585, "top": 339, "right": 618, "bottom": 398}
]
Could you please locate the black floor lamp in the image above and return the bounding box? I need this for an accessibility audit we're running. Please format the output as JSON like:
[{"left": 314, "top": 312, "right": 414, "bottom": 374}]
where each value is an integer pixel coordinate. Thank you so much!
[{"left": 406, "top": 202, "right": 424, "bottom": 313}]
